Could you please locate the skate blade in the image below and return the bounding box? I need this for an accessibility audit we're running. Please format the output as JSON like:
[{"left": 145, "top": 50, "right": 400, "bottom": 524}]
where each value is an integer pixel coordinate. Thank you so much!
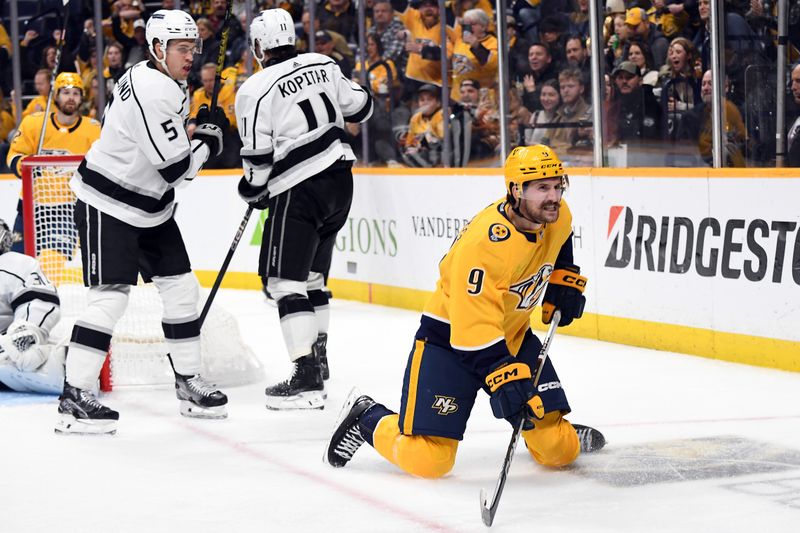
[
  {"left": 265, "top": 390, "right": 326, "bottom": 411},
  {"left": 54, "top": 414, "right": 117, "bottom": 436},
  {"left": 179, "top": 401, "right": 228, "bottom": 419},
  {"left": 322, "top": 387, "right": 361, "bottom": 466}
]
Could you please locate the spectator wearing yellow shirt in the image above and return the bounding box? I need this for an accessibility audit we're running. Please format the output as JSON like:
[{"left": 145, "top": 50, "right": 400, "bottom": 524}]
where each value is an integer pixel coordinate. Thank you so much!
[
  {"left": 188, "top": 63, "right": 239, "bottom": 168},
  {"left": 19, "top": 69, "right": 52, "bottom": 120},
  {"left": 400, "top": 0, "right": 456, "bottom": 101},
  {"left": 5, "top": 73, "right": 100, "bottom": 270},
  {"left": 402, "top": 84, "right": 444, "bottom": 167},
  {"left": 450, "top": 9, "right": 497, "bottom": 103}
]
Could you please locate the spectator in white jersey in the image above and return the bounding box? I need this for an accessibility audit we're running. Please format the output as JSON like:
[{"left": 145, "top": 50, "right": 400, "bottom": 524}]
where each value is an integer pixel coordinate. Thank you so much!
[
  {"left": 236, "top": 9, "right": 372, "bottom": 410},
  {"left": 0, "top": 219, "right": 65, "bottom": 395},
  {"left": 57, "top": 10, "right": 230, "bottom": 435}
]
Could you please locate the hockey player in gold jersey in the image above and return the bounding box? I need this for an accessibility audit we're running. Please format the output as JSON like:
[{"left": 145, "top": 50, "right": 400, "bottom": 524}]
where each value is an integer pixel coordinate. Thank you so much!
[
  {"left": 5, "top": 72, "right": 100, "bottom": 278},
  {"left": 326, "top": 145, "right": 605, "bottom": 477}
]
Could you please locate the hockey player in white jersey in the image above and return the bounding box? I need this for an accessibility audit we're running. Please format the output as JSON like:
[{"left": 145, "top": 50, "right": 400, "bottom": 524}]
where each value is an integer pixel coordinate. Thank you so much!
[
  {"left": 236, "top": 9, "right": 373, "bottom": 410},
  {"left": 57, "top": 10, "right": 230, "bottom": 435},
  {"left": 0, "top": 219, "right": 66, "bottom": 395}
]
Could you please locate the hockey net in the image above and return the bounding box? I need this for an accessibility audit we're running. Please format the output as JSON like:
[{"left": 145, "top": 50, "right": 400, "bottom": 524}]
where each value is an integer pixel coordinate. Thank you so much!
[{"left": 21, "top": 155, "right": 264, "bottom": 391}]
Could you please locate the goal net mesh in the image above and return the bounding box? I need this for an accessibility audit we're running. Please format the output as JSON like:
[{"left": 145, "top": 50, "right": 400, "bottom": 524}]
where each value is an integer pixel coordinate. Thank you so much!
[{"left": 21, "top": 155, "right": 264, "bottom": 390}]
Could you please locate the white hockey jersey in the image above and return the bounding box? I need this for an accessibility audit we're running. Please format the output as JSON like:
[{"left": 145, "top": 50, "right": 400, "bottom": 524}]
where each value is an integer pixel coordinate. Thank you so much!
[
  {"left": 235, "top": 52, "right": 373, "bottom": 196},
  {"left": 0, "top": 252, "right": 60, "bottom": 336},
  {"left": 70, "top": 61, "right": 210, "bottom": 228}
]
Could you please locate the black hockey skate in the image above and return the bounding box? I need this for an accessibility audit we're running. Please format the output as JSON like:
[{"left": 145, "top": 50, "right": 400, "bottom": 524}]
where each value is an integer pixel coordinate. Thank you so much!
[
  {"left": 573, "top": 424, "right": 606, "bottom": 453},
  {"left": 168, "top": 355, "right": 228, "bottom": 419},
  {"left": 324, "top": 388, "right": 376, "bottom": 468},
  {"left": 315, "top": 333, "right": 329, "bottom": 381},
  {"left": 264, "top": 355, "right": 325, "bottom": 410},
  {"left": 55, "top": 383, "right": 119, "bottom": 435}
]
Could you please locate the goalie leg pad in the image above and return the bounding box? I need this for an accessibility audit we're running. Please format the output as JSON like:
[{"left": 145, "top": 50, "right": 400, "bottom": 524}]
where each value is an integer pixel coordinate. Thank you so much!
[
  {"left": 153, "top": 273, "right": 202, "bottom": 375},
  {"left": 372, "top": 414, "right": 459, "bottom": 479},
  {"left": 521, "top": 411, "right": 580, "bottom": 467}
]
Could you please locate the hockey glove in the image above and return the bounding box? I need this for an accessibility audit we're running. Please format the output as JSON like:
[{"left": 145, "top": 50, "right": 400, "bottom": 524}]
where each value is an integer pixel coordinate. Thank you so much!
[
  {"left": 237, "top": 176, "right": 270, "bottom": 210},
  {"left": 193, "top": 104, "right": 229, "bottom": 157},
  {"left": 0, "top": 321, "right": 48, "bottom": 371},
  {"left": 542, "top": 265, "right": 587, "bottom": 327},
  {"left": 485, "top": 357, "right": 544, "bottom": 427}
]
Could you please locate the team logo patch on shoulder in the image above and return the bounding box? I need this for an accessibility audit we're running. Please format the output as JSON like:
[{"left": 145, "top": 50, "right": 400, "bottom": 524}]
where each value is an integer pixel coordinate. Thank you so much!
[{"left": 488, "top": 223, "right": 510, "bottom": 242}]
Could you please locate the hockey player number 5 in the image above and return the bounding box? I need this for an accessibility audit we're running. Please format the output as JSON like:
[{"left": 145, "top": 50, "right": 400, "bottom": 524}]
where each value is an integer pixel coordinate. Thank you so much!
[
  {"left": 161, "top": 119, "right": 179, "bottom": 141},
  {"left": 297, "top": 93, "right": 337, "bottom": 132}
]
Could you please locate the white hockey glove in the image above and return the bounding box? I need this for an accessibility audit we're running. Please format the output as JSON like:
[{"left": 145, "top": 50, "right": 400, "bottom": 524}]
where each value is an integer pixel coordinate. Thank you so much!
[
  {"left": 193, "top": 104, "right": 229, "bottom": 158},
  {"left": 0, "top": 321, "right": 49, "bottom": 371}
]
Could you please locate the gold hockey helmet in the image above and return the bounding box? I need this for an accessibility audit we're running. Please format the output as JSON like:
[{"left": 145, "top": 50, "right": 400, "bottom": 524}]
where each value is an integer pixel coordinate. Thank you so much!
[
  {"left": 503, "top": 145, "right": 567, "bottom": 198},
  {"left": 55, "top": 72, "right": 84, "bottom": 93}
]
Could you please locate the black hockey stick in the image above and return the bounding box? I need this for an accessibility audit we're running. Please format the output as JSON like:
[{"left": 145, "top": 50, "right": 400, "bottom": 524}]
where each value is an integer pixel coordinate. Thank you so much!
[
  {"left": 199, "top": 206, "right": 253, "bottom": 328},
  {"left": 479, "top": 309, "right": 561, "bottom": 527},
  {"left": 209, "top": 0, "right": 234, "bottom": 111},
  {"left": 36, "top": 0, "right": 71, "bottom": 154}
]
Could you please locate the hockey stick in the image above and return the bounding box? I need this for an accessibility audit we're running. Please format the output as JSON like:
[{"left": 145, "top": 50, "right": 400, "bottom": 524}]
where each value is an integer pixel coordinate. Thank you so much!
[
  {"left": 36, "top": 0, "right": 71, "bottom": 155},
  {"left": 479, "top": 309, "right": 561, "bottom": 527},
  {"left": 209, "top": 0, "right": 234, "bottom": 111},
  {"left": 198, "top": 206, "right": 253, "bottom": 328}
]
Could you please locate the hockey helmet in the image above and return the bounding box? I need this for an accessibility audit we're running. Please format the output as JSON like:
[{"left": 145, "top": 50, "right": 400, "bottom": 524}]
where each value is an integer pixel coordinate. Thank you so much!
[
  {"left": 146, "top": 10, "right": 201, "bottom": 78},
  {"left": 250, "top": 8, "right": 295, "bottom": 63},
  {"left": 504, "top": 145, "right": 568, "bottom": 199},
  {"left": 0, "top": 219, "right": 12, "bottom": 254},
  {"left": 55, "top": 72, "right": 84, "bottom": 93}
]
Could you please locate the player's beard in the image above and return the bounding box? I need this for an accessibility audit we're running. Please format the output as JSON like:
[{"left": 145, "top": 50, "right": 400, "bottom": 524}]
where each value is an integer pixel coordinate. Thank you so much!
[{"left": 54, "top": 99, "right": 79, "bottom": 116}]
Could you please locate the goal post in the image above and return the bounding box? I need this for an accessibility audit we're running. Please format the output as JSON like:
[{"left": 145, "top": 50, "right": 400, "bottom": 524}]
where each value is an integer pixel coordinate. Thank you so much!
[{"left": 20, "top": 154, "right": 264, "bottom": 391}]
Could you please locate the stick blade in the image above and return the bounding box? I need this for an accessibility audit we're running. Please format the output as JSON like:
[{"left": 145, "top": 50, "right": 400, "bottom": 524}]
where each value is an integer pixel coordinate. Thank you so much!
[{"left": 479, "top": 488, "right": 494, "bottom": 527}]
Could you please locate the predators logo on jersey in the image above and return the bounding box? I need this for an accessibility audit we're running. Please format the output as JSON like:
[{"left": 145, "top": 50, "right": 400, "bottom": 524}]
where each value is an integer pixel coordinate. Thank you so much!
[
  {"left": 488, "top": 223, "right": 510, "bottom": 242},
  {"left": 509, "top": 264, "right": 553, "bottom": 311},
  {"left": 432, "top": 395, "right": 459, "bottom": 415}
]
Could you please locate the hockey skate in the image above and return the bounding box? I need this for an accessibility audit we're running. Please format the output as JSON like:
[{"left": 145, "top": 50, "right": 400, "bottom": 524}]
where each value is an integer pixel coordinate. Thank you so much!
[
  {"left": 55, "top": 383, "right": 119, "bottom": 435},
  {"left": 324, "top": 388, "right": 376, "bottom": 468},
  {"left": 264, "top": 355, "right": 325, "bottom": 410},
  {"left": 573, "top": 424, "right": 606, "bottom": 453},
  {"left": 314, "top": 333, "right": 329, "bottom": 381},
  {"left": 168, "top": 355, "right": 228, "bottom": 419}
]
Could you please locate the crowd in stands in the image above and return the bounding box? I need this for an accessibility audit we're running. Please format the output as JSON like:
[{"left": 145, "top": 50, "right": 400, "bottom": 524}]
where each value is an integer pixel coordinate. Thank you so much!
[{"left": 1, "top": 0, "right": 800, "bottom": 170}]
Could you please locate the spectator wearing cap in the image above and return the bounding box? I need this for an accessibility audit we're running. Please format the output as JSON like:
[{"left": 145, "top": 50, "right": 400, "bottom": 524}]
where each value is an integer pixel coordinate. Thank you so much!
[
  {"left": 550, "top": 67, "right": 592, "bottom": 150},
  {"left": 520, "top": 43, "right": 558, "bottom": 112},
  {"left": 399, "top": 0, "right": 457, "bottom": 100},
  {"left": 368, "top": 0, "right": 408, "bottom": 72},
  {"left": 316, "top": 30, "right": 353, "bottom": 78},
  {"left": 450, "top": 9, "right": 497, "bottom": 103},
  {"left": 111, "top": 17, "right": 149, "bottom": 69},
  {"left": 402, "top": 84, "right": 445, "bottom": 167},
  {"left": 299, "top": 10, "right": 352, "bottom": 61},
  {"left": 451, "top": 79, "right": 499, "bottom": 163},
  {"left": 610, "top": 61, "right": 662, "bottom": 145},
  {"left": 318, "top": 0, "right": 357, "bottom": 42},
  {"left": 624, "top": 7, "right": 669, "bottom": 68},
  {"left": 676, "top": 69, "right": 745, "bottom": 167}
]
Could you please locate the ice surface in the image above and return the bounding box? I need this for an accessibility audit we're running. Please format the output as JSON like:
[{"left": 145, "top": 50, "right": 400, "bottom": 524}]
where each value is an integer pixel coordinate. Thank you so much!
[{"left": 2, "top": 289, "right": 799, "bottom": 532}]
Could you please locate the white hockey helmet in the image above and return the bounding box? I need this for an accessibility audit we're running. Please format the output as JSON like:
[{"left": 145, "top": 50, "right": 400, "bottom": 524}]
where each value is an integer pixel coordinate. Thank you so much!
[
  {"left": 0, "top": 219, "right": 12, "bottom": 254},
  {"left": 250, "top": 9, "right": 295, "bottom": 63},
  {"left": 146, "top": 10, "right": 201, "bottom": 78}
]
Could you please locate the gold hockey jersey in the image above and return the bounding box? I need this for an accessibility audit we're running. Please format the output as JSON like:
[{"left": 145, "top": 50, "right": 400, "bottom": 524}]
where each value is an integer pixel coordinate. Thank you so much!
[{"left": 421, "top": 198, "right": 574, "bottom": 366}]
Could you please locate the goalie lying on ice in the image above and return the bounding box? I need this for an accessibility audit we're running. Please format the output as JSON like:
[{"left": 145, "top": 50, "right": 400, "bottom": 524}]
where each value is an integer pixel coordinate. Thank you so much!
[{"left": 0, "top": 219, "right": 65, "bottom": 394}]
